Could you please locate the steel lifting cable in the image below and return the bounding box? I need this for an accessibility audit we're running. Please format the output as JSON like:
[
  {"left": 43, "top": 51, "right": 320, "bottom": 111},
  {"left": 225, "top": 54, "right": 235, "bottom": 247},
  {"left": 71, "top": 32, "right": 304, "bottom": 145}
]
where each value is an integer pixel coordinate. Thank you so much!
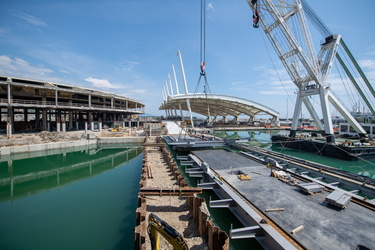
[
  {"left": 200, "top": 0, "right": 206, "bottom": 69},
  {"left": 194, "top": 0, "right": 211, "bottom": 121},
  {"left": 193, "top": 0, "right": 206, "bottom": 96},
  {"left": 338, "top": 46, "right": 364, "bottom": 105},
  {"left": 260, "top": 29, "right": 295, "bottom": 106},
  {"left": 334, "top": 60, "right": 356, "bottom": 105},
  {"left": 302, "top": 0, "right": 375, "bottom": 114}
]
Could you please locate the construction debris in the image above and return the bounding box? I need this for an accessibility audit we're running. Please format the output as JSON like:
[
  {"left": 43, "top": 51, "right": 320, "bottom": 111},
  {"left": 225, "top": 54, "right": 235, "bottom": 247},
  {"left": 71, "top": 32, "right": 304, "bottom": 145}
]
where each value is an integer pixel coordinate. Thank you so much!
[
  {"left": 297, "top": 182, "right": 324, "bottom": 195},
  {"left": 291, "top": 225, "right": 304, "bottom": 234},
  {"left": 265, "top": 208, "right": 285, "bottom": 212},
  {"left": 325, "top": 190, "right": 351, "bottom": 209},
  {"left": 232, "top": 170, "right": 251, "bottom": 181}
]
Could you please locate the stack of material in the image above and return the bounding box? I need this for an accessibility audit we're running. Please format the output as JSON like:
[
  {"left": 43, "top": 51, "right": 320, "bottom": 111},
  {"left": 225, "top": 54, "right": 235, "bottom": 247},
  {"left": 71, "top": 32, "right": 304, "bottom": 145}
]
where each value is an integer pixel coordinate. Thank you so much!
[
  {"left": 325, "top": 190, "right": 351, "bottom": 209},
  {"left": 297, "top": 182, "right": 323, "bottom": 194}
]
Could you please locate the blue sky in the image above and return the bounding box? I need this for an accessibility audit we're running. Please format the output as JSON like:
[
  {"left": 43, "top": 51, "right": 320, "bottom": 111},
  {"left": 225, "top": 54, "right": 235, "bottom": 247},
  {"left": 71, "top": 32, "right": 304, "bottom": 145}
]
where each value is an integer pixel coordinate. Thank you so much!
[{"left": 1, "top": 0, "right": 374, "bottom": 118}]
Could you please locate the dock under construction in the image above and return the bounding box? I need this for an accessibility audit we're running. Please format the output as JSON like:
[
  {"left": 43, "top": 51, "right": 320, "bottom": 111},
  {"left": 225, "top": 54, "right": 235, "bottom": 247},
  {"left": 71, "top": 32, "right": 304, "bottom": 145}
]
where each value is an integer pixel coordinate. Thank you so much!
[{"left": 180, "top": 148, "right": 375, "bottom": 249}]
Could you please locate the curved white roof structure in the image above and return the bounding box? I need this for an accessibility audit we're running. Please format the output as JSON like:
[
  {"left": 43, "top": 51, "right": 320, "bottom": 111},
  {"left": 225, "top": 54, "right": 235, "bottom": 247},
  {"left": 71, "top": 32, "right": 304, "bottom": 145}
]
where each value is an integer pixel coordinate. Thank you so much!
[{"left": 159, "top": 93, "right": 279, "bottom": 119}]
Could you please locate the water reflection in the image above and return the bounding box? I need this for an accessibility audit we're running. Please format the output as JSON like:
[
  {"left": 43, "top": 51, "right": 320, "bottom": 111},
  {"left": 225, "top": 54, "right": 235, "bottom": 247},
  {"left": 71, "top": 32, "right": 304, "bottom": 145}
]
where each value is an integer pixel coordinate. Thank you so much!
[
  {"left": 0, "top": 144, "right": 143, "bottom": 201},
  {"left": 215, "top": 130, "right": 275, "bottom": 149}
]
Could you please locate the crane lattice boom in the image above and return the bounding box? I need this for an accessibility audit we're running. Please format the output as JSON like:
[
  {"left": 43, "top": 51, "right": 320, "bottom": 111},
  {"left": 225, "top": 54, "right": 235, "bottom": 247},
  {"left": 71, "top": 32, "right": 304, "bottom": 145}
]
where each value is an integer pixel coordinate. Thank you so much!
[{"left": 247, "top": 0, "right": 367, "bottom": 142}]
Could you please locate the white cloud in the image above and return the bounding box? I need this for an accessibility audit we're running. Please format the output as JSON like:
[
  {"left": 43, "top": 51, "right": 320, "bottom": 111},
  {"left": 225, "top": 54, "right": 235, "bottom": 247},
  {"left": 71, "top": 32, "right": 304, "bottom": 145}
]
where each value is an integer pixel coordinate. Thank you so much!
[
  {"left": 17, "top": 12, "right": 47, "bottom": 27},
  {"left": 358, "top": 58, "right": 375, "bottom": 81},
  {"left": 0, "top": 28, "right": 8, "bottom": 37},
  {"left": 0, "top": 55, "right": 55, "bottom": 79},
  {"left": 230, "top": 81, "right": 244, "bottom": 86},
  {"left": 9, "top": 11, "right": 48, "bottom": 33},
  {"left": 132, "top": 89, "right": 146, "bottom": 94},
  {"left": 59, "top": 69, "right": 70, "bottom": 74},
  {"left": 85, "top": 77, "right": 116, "bottom": 88},
  {"left": 122, "top": 60, "right": 139, "bottom": 73}
]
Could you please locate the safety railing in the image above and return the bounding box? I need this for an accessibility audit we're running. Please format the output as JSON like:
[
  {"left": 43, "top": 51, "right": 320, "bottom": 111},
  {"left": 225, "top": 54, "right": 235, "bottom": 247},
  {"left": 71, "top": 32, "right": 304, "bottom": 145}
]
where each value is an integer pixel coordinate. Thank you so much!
[{"left": 0, "top": 98, "right": 144, "bottom": 112}]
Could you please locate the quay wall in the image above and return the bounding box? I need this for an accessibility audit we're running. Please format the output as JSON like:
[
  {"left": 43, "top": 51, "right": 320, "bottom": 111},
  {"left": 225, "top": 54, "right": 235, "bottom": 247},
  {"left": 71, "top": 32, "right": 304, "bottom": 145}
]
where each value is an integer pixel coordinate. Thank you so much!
[
  {"left": 134, "top": 137, "right": 229, "bottom": 249},
  {"left": 0, "top": 136, "right": 145, "bottom": 156}
]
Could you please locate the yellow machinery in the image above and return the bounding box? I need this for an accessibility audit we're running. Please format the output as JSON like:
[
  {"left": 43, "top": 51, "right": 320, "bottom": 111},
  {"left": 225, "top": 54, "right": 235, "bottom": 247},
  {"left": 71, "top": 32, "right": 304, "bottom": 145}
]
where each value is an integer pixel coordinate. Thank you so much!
[
  {"left": 111, "top": 123, "right": 123, "bottom": 132},
  {"left": 237, "top": 174, "right": 251, "bottom": 181},
  {"left": 147, "top": 213, "right": 189, "bottom": 250},
  {"left": 233, "top": 170, "right": 251, "bottom": 181}
]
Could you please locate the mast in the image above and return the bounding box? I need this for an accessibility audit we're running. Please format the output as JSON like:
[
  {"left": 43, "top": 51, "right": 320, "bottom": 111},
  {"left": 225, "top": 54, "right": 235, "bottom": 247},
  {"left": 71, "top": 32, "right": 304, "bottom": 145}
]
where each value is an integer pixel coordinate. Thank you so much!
[{"left": 177, "top": 50, "right": 194, "bottom": 128}]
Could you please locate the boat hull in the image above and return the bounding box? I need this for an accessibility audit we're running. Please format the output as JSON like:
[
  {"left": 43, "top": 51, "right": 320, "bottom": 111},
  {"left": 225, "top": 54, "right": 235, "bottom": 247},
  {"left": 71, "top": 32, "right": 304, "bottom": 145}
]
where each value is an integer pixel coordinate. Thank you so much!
[{"left": 271, "top": 135, "right": 375, "bottom": 160}]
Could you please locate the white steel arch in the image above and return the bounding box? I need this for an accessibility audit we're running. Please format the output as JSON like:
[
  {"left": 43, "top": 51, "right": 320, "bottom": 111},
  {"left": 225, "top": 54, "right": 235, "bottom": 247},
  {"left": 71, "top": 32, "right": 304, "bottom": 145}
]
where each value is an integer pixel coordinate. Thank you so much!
[{"left": 159, "top": 93, "right": 279, "bottom": 123}]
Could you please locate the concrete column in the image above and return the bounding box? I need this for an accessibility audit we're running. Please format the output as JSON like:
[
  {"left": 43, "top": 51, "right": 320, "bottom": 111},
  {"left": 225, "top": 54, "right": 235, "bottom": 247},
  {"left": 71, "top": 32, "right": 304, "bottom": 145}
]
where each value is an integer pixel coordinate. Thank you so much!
[
  {"left": 7, "top": 80, "right": 11, "bottom": 105},
  {"left": 88, "top": 112, "right": 93, "bottom": 123},
  {"left": 56, "top": 117, "right": 61, "bottom": 132},
  {"left": 42, "top": 110, "right": 47, "bottom": 131},
  {"left": 7, "top": 80, "right": 13, "bottom": 137},
  {"left": 35, "top": 109, "right": 40, "bottom": 130},
  {"left": 85, "top": 122, "right": 88, "bottom": 133},
  {"left": 62, "top": 121, "right": 66, "bottom": 132},
  {"left": 25, "top": 108, "right": 28, "bottom": 122},
  {"left": 69, "top": 111, "right": 73, "bottom": 130},
  {"left": 76, "top": 121, "right": 79, "bottom": 131},
  {"left": 7, "top": 116, "right": 12, "bottom": 139}
]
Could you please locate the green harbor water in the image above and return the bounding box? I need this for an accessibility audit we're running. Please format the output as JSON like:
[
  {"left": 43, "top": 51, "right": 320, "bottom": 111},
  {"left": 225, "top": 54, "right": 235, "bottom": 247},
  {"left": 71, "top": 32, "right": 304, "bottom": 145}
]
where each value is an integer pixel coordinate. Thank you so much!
[{"left": 0, "top": 144, "right": 143, "bottom": 250}]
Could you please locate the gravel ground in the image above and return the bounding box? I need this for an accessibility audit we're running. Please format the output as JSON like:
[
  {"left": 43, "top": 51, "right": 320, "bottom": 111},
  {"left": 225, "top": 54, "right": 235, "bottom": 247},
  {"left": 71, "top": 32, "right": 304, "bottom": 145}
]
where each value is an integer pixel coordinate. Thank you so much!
[
  {"left": 143, "top": 137, "right": 207, "bottom": 250},
  {"left": 0, "top": 129, "right": 141, "bottom": 147}
]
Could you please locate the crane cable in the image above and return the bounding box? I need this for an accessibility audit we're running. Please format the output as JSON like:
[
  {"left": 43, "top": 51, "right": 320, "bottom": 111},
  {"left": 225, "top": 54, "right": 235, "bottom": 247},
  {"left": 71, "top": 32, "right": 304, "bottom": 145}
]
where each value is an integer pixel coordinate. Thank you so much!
[
  {"left": 200, "top": 0, "right": 206, "bottom": 73},
  {"left": 302, "top": 0, "right": 375, "bottom": 115},
  {"left": 259, "top": 28, "right": 295, "bottom": 106},
  {"left": 193, "top": 0, "right": 212, "bottom": 122}
]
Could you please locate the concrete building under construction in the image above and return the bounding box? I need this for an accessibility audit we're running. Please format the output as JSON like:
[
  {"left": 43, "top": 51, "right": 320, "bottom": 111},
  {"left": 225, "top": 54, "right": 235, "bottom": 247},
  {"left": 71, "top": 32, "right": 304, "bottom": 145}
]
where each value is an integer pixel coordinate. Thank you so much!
[{"left": 0, "top": 76, "right": 145, "bottom": 134}]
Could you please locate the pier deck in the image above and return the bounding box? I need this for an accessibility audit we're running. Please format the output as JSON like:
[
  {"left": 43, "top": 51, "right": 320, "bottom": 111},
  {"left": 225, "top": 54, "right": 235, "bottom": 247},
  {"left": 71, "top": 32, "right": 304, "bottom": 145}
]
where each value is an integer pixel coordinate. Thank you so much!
[{"left": 192, "top": 149, "right": 375, "bottom": 250}]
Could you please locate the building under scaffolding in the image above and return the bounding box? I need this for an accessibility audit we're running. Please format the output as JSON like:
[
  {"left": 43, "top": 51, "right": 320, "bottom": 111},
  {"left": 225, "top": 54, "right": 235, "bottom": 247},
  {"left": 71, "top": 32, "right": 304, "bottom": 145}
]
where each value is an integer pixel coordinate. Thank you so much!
[{"left": 0, "top": 76, "right": 145, "bottom": 134}]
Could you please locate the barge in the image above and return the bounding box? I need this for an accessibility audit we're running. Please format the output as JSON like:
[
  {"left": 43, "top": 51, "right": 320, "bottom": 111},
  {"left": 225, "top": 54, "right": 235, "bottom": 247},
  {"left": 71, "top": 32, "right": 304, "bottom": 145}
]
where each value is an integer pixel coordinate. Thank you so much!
[
  {"left": 271, "top": 134, "right": 375, "bottom": 160},
  {"left": 178, "top": 147, "right": 375, "bottom": 249}
]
